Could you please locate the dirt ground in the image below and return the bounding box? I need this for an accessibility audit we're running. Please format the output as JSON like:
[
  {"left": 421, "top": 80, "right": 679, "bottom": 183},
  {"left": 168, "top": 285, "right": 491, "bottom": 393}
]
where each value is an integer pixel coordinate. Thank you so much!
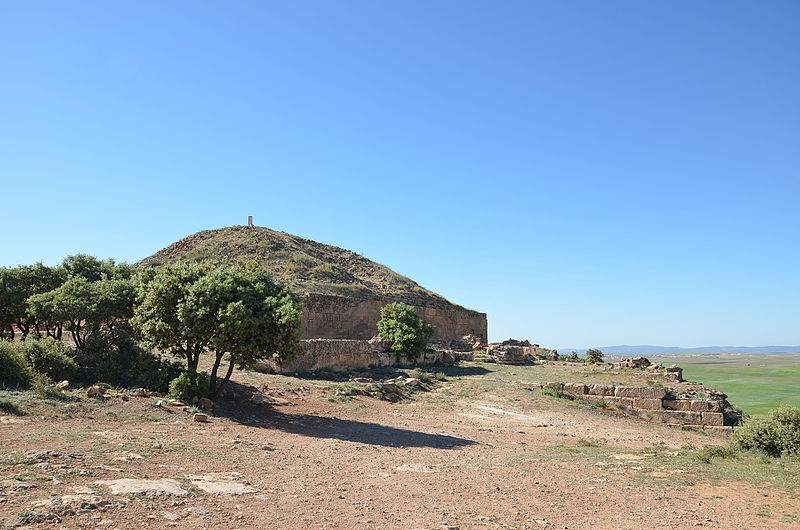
[{"left": 1, "top": 361, "right": 799, "bottom": 529}]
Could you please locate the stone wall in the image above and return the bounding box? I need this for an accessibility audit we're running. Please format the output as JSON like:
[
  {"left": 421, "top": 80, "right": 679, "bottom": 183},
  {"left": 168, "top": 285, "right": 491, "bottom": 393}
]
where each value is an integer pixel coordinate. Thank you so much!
[
  {"left": 301, "top": 293, "right": 488, "bottom": 345},
  {"left": 256, "top": 338, "right": 450, "bottom": 374},
  {"left": 538, "top": 382, "right": 735, "bottom": 436}
]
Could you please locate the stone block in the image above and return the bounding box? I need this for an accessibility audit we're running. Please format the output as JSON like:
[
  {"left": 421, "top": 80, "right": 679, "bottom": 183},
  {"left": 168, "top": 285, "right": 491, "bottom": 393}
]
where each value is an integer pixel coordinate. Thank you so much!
[
  {"left": 638, "top": 387, "right": 667, "bottom": 399},
  {"left": 614, "top": 386, "right": 641, "bottom": 398},
  {"left": 662, "top": 399, "right": 691, "bottom": 411},
  {"left": 703, "top": 426, "right": 734, "bottom": 437},
  {"left": 633, "top": 398, "right": 663, "bottom": 410},
  {"left": 690, "top": 400, "right": 723, "bottom": 413},
  {"left": 563, "top": 383, "right": 587, "bottom": 395},
  {"left": 543, "top": 382, "right": 563, "bottom": 392},
  {"left": 662, "top": 410, "right": 702, "bottom": 424},
  {"left": 587, "top": 384, "right": 615, "bottom": 396},
  {"left": 603, "top": 396, "right": 622, "bottom": 406},
  {"left": 681, "top": 424, "right": 703, "bottom": 432},
  {"left": 701, "top": 412, "right": 725, "bottom": 426}
]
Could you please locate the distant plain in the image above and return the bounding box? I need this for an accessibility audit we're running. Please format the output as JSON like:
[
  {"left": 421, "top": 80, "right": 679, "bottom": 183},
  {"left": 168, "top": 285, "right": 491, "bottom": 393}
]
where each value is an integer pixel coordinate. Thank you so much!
[{"left": 650, "top": 353, "right": 800, "bottom": 416}]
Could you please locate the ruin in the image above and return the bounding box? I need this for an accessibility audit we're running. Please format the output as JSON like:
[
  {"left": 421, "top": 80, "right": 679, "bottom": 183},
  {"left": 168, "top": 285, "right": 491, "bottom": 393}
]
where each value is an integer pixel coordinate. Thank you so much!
[{"left": 138, "top": 225, "right": 488, "bottom": 350}]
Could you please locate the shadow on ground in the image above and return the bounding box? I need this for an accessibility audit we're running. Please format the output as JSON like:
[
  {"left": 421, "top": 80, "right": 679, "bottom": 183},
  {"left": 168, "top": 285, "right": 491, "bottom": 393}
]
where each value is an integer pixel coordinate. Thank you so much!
[{"left": 215, "top": 396, "right": 477, "bottom": 449}]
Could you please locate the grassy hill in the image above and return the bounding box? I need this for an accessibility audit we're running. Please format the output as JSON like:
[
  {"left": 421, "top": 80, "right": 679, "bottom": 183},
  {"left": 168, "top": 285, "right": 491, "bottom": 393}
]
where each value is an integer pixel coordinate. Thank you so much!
[{"left": 137, "top": 225, "right": 456, "bottom": 308}]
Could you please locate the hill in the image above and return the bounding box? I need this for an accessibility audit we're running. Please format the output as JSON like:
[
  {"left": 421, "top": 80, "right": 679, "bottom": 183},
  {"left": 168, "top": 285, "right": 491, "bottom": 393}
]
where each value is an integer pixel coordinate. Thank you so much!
[
  {"left": 559, "top": 345, "right": 800, "bottom": 355},
  {"left": 137, "top": 225, "right": 456, "bottom": 308}
]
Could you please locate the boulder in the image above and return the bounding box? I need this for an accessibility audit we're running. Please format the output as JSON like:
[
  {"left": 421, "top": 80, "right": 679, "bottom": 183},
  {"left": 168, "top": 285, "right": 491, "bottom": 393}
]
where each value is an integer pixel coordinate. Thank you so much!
[
  {"left": 192, "top": 413, "right": 209, "bottom": 422},
  {"left": 198, "top": 398, "right": 215, "bottom": 411}
]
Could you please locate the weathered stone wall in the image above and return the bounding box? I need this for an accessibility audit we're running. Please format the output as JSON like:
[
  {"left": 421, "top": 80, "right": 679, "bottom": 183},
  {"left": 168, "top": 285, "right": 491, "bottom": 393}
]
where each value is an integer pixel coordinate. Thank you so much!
[
  {"left": 256, "top": 338, "right": 449, "bottom": 374},
  {"left": 536, "top": 382, "right": 735, "bottom": 436},
  {"left": 301, "top": 293, "right": 487, "bottom": 345}
]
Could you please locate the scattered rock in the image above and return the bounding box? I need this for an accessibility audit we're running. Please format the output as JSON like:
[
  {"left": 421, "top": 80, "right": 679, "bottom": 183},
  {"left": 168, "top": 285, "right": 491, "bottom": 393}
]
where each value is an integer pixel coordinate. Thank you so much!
[
  {"left": 189, "top": 473, "right": 259, "bottom": 495},
  {"left": 395, "top": 463, "right": 435, "bottom": 473},
  {"left": 131, "top": 388, "right": 148, "bottom": 397}
]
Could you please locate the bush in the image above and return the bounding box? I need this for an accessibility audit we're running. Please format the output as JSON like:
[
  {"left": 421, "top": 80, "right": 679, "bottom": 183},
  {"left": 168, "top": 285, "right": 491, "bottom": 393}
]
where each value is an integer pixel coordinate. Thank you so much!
[
  {"left": 0, "top": 398, "right": 21, "bottom": 415},
  {"left": 734, "top": 405, "right": 800, "bottom": 457},
  {"left": 377, "top": 303, "right": 434, "bottom": 363},
  {"left": 30, "top": 372, "right": 60, "bottom": 398},
  {"left": 74, "top": 325, "right": 183, "bottom": 393},
  {"left": 585, "top": 349, "right": 604, "bottom": 363},
  {"left": 168, "top": 371, "right": 210, "bottom": 403},
  {"left": 18, "top": 338, "right": 77, "bottom": 381},
  {"left": 0, "top": 341, "right": 35, "bottom": 389},
  {"left": 696, "top": 445, "right": 738, "bottom": 463}
]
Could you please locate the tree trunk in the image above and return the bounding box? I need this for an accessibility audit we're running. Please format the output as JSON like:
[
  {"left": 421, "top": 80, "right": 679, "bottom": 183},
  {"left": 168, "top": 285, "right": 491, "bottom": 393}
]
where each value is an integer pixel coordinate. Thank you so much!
[
  {"left": 216, "top": 360, "right": 236, "bottom": 396},
  {"left": 209, "top": 352, "right": 223, "bottom": 394}
]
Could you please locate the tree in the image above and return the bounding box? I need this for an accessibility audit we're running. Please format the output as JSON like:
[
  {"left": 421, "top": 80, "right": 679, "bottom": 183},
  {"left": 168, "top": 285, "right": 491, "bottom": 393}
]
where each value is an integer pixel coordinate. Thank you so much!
[
  {"left": 0, "top": 263, "right": 65, "bottom": 340},
  {"left": 585, "top": 348, "right": 604, "bottom": 363},
  {"left": 27, "top": 276, "right": 135, "bottom": 348},
  {"left": 376, "top": 302, "right": 434, "bottom": 363},
  {"left": 132, "top": 262, "right": 302, "bottom": 394},
  {"left": 131, "top": 262, "right": 211, "bottom": 371},
  {"left": 182, "top": 263, "right": 302, "bottom": 394}
]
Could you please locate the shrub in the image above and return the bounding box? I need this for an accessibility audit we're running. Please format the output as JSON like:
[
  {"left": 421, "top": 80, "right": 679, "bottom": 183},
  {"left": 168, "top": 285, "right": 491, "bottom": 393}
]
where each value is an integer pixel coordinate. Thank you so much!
[
  {"left": 19, "top": 338, "right": 77, "bottom": 381},
  {"left": 30, "top": 372, "right": 60, "bottom": 398},
  {"left": 734, "top": 405, "right": 800, "bottom": 457},
  {"left": 696, "top": 445, "right": 738, "bottom": 463},
  {"left": 168, "top": 371, "right": 210, "bottom": 403},
  {"left": 0, "top": 341, "right": 35, "bottom": 389},
  {"left": 585, "top": 349, "right": 604, "bottom": 363},
  {"left": 73, "top": 326, "right": 183, "bottom": 393},
  {"left": 377, "top": 303, "right": 434, "bottom": 363},
  {"left": 0, "top": 398, "right": 21, "bottom": 415}
]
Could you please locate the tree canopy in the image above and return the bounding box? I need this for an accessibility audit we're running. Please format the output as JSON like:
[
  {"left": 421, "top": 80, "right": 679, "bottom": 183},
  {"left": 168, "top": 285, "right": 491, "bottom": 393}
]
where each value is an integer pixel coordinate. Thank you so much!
[
  {"left": 376, "top": 302, "right": 434, "bottom": 363},
  {"left": 133, "top": 262, "right": 302, "bottom": 394}
]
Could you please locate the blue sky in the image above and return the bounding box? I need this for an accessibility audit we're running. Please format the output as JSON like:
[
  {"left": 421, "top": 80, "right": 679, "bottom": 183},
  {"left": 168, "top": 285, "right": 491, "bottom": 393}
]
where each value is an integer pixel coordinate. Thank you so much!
[{"left": 1, "top": 1, "right": 798, "bottom": 348}]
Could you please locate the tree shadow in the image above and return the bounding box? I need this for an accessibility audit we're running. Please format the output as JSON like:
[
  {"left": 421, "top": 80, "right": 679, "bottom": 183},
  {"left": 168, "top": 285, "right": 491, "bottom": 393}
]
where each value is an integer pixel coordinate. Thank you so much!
[
  {"left": 221, "top": 404, "right": 477, "bottom": 449},
  {"left": 279, "top": 363, "right": 494, "bottom": 382}
]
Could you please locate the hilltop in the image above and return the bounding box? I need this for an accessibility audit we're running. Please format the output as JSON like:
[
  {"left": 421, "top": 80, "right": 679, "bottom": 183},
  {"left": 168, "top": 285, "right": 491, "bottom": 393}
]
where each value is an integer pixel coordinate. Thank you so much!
[{"left": 137, "top": 225, "right": 455, "bottom": 308}]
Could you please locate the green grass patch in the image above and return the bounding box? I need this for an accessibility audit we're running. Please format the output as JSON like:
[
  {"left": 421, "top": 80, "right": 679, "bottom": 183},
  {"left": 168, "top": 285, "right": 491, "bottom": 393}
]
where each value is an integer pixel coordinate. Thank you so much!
[{"left": 659, "top": 353, "right": 800, "bottom": 416}]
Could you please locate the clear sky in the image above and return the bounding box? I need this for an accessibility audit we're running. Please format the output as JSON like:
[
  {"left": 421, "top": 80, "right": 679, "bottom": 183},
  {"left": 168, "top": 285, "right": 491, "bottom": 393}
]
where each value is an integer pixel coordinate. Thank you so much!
[{"left": 1, "top": 1, "right": 798, "bottom": 348}]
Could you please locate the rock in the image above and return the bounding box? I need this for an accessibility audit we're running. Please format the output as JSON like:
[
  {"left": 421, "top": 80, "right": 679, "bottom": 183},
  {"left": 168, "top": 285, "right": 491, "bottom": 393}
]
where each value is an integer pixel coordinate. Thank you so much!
[
  {"left": 87, "top": 386, "right": 105, "bottom": 398},
  {"left": 617, "top": 356, "right": 651, "bottom": 369},
  {"left": 162, "top": 512, "right": 181, "bottom": 521},
  {"left": 54, "top": 380, "right": 69, "bottom": 390},
  {"left": 192, "top": 413, "right": 209, "bottom": 422},
  {"left": 251, "top": 394, "right": 294, "bottom": 406},
  {"left": 131, "top": 388, "right": 148, "bottom": 397},
  {"left": 198, "top": 398, "right": 215, "bottom": 411},
  {"left": 95, "top": 479, "right": 190, "bottom": 496},
  {"left": 168, "top": 400, "right": 185, "bottom": 407}
]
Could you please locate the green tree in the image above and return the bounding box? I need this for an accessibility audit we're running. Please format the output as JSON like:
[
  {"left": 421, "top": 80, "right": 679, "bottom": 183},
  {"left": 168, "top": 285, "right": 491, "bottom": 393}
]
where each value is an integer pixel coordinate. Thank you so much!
[
  {"left": 585, "top": 348, "right": 604, "bottom": 363},
  {"left": 0, "top": 264, "right": 65, "bottom": 340},
  {"left": 131, "top": 262, "right": 211, "bottom": 371},
  {"left": 132, "top": 262, "right": 302, "bottom": 394},
  {"left": 376, "top": 302, "right": 434, "bottom": 363},
  {"left": 27, "top": 275, "right": 135, "bottom": 348},
  {"left": 183, "top": 263, "right": 302, "bottom": 394}
]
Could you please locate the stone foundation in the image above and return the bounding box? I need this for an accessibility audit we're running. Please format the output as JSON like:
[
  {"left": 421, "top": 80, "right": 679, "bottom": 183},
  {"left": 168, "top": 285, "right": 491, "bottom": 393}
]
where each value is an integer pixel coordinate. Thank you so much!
[
  {"left": 549, "top": 382, "right": 735, "bottom": 435},
  {"left": 256, "top": 338, "right": 451, "bottom": 374}
]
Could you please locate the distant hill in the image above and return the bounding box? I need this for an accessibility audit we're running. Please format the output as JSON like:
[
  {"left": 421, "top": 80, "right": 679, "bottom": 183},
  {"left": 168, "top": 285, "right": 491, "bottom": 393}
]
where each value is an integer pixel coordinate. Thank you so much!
[
  {"left": 558, "top": 345, "right": 800, "bottom": 356},
  {"left": 137, "top": 225, "right": 462, "bottom": 309}
]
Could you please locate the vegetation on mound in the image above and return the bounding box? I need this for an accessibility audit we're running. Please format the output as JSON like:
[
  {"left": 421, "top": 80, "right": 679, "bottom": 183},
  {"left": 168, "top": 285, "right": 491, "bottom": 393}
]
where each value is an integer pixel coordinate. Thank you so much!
[{"left": 136, "top": 226, "right": 458, "bottom": 307}]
